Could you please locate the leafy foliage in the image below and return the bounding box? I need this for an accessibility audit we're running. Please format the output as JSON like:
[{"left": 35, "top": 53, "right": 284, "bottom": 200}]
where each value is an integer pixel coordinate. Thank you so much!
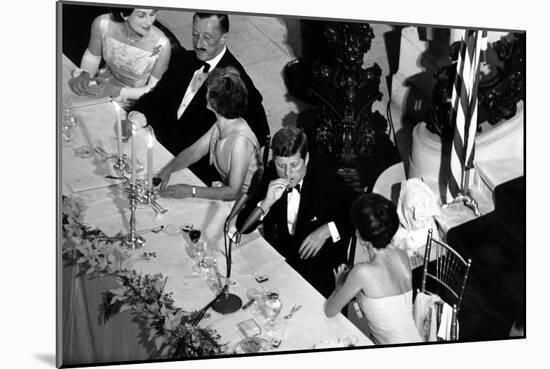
[{"left": 62, "top": 195, "right": 226, "bottom": 358}]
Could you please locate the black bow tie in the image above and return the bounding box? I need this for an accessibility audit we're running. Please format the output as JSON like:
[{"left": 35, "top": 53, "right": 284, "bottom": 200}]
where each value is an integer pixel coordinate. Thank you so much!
[
  {"left": 196, "top": 61, "right": 210, "bottom": 73},
  {"left": 288, "top": 184, "right": 301, "bottom": 193}
]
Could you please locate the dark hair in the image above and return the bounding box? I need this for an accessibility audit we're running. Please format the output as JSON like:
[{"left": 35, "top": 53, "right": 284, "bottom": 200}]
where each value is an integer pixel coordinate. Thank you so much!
[
  {"left": 110, "top": 7, "right": 134, "bottom": 22},
  {"left": 272, "top": 127, "right": 308, "bottom": 159},
  {"left": 350, "top": 193, "right": 399, "bottom": 249},
  {"left": 206, "top": 67, "right": 248, "bottom": 119},
  {"left": 193, "top": 13, "right": 229, "bottom": 33}
]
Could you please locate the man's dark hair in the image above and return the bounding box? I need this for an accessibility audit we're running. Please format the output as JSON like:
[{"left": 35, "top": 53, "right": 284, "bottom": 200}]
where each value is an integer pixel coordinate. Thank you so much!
[
  {"left": 350, "top": 193, "right": 399, "bottom": 249},
  {"left": 193, "top": 13, "right": 229, "bottom": 33},
  {"left": 271, "top": 127, "right": 308, "bottom": 159},
  {"left": 206, "top": 67, "right": 248, "bottom": 119}
]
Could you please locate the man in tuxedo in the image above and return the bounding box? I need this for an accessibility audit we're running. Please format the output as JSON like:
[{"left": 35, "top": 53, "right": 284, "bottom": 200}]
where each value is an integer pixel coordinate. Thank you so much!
[
  {"left": 126, "top": 13, "right": 269, "bottom": 183},
  {"left": 237, "top": 127, "right": 355, "bottom": 297}
]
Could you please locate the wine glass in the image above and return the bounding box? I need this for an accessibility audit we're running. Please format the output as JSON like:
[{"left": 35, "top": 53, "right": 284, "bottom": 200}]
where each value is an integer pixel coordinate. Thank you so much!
[
  {"left": 264, "top": 290, "right": 283, "bottom": 331},
  {"left": 245, "top": 287, "right": 265, "bottom": 316},
  {"left": 63, "top": 101, "right": 77, "bottom": 128},
  {"left": 189, "top": 229, "right": 201, "bottom": 244},
  {"left": 192, "top": 240, "right": 207, "bottom": 273},
  {"left": 204, "top": 255, "right": 222, "bottom": 292}
]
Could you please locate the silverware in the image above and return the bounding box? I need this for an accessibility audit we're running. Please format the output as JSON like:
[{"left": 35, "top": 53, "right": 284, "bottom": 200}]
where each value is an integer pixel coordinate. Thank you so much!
[
  {"left": 95, "top": 146, "right": 112, "bottom": 160},
  {"left": 283, "top": 304, "right": 302, "bottom": 319},
  {"left": 241, "top": 298, "right": 255, "bottom": 310},
  {"left": 136, "top": 225, "right": 165, "bottom": 235}
]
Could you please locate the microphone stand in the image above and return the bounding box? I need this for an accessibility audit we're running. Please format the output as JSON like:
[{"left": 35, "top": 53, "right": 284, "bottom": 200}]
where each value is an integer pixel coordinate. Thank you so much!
[{"left": 210, "top": 218, "right": 243, "bottom": 314}]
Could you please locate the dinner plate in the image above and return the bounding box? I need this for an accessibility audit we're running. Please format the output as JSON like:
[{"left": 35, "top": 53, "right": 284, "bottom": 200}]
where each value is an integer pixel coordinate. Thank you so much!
[{"left": 233, "top": 337, "right": 270, "bottom": 354}]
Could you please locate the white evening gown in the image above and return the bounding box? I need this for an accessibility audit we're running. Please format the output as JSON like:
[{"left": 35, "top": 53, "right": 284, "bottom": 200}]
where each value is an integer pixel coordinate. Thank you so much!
[{"left": 356, "top": 289, "right": 423, "bottom": 345}]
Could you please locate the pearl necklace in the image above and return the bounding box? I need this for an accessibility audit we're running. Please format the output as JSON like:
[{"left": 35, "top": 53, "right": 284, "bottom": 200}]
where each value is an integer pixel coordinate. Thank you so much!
[{"left": 122, "top": 22, "right": 142, "bottom": 44}]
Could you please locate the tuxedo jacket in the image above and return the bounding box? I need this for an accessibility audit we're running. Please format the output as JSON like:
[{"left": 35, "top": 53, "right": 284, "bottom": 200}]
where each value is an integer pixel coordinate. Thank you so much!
[
  {"left": 237, "top": 160, "right": 355, "bottom": 297},
  {"left": 132, "top": 49, "right": 269, "bottom": 182}
]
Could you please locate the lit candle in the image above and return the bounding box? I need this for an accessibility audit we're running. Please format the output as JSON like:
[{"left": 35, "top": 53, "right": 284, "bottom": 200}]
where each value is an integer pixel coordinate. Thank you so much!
[
  {"left": 131, "top": 123, "right": 137, "bottom": 185},
  {"left": 147, "top": 127, "right": 154, "bottom": 189},
  {"left": 112, "top": 100, "right": 122, "bottom": 158}
]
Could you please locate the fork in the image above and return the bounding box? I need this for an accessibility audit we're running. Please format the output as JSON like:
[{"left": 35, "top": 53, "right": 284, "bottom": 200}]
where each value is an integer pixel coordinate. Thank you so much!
[{"left": 283, "top": 304, "right": 302, "bottom": 319}]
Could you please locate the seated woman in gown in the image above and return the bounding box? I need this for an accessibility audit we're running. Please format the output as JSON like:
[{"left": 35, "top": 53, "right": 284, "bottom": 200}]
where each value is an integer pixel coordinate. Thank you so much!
[
  {"left": 68, "top": 8, "right": 171, "bottom": 109},
  {"left": 156, "top": 66, "right": 260, "bottom": 201},
  {"left": 324, "top": 193, "right": 423, "bottom": 345}
]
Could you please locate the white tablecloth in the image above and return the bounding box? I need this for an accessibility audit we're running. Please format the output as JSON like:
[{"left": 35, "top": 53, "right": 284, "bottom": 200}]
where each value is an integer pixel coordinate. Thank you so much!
[{"left": 60, "top": 55, "right": 372, "bottom": 365}]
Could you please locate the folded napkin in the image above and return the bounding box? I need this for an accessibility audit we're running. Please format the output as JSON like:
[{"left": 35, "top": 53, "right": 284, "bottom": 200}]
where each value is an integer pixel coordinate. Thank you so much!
[
  {"left": 393, "top": 178, "right": 447, "bottom": 257},
  {"left": 413, "top": 291, "right": 441, "bottom": 342},
  {"left": 437, "top": 302, "right": 458, "bottom": 341}
]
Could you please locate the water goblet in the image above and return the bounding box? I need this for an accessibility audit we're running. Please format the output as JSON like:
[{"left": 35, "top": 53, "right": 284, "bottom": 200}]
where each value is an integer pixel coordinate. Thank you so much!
[
  {"left": 204, "top": 255, "right": 222, "bottom": 293},
  {"left": 245, "top": 287, "right": 265, "bottom": 316},
  {"left": 264, "top": 289, "right": 283, "bottom": 332},
  {"left": 63, "top": 102, "right": 77, "bottom": 128},
  {"left": 192, "top": 240, "right": 207, "bottom": 273}
]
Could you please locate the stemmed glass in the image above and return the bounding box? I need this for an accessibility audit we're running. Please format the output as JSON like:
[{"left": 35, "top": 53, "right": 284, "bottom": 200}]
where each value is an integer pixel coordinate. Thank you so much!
[
  {"left": 62, "top": 101, "right": 77, "bottom": 142},
  {"left": 263, "top": 290, "right": 283, "bottom": 331},
  {"left": 204, "top": 254, "right": 222, "bottom": 293},
  {"left": 192, "top": 240, "right": 207, "bottom": 273},
  {"left": 246, "top": 287, "right": 265, "bottom": 316}
]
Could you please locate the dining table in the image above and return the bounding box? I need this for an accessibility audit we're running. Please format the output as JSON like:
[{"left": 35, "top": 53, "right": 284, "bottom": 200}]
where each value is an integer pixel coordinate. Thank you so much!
[{"left": 59, "top": 55, "right": 373, "bottom": 366}]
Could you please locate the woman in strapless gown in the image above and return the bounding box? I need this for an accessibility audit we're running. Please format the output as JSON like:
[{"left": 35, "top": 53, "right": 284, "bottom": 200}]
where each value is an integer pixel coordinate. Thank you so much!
[
  {"left": 325, "top": 193, "right": 423, "bottom": 345},
  {"left": 156, "top": 66, "right": 260, "bottom": 201},
  {"left": 68, "top": 8, "right": 171, "bottom": 109}
]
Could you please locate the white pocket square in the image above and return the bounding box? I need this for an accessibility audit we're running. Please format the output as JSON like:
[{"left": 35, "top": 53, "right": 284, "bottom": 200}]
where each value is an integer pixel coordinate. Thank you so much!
[{"left": 310, "top": 216, "right": 318, "bottom": 222}]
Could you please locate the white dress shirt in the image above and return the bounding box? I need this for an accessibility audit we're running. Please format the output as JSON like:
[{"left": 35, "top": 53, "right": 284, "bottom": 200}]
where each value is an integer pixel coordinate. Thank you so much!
[
  {"left": 286, "top": 181, "right": 302, "bottom": 235},
  {"left": 176, "top": 46, "right": 227, "bottom": 119}
]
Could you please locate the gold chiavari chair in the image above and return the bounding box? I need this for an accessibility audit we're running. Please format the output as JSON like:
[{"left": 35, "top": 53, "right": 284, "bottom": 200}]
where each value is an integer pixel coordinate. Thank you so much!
[{"left": 419, "top": 228, "right": 472, "bottom": 341}]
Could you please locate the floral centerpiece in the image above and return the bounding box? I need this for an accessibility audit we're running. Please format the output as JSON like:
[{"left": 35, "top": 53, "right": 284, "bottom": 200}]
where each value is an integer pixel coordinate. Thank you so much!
[{"left": 61, "top": 195, "right": 226, "bottom": 358}]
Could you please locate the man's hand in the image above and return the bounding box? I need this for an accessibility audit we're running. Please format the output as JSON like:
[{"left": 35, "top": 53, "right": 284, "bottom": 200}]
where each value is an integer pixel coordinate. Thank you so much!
[
  {"left": 262, "top": 178, "right": 290, "bottom": 210},
  {"left": 299, "top": 224, "right": 331, "bottom": 259},
  {"left": 68, "top": 72, "right": 93, "bottom": 95},
  {"left": 159, "top": 184, "right": 193, "bottom": 198}
]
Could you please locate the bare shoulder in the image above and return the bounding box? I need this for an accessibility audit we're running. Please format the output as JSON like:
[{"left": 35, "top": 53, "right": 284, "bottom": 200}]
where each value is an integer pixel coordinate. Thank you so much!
[
  {"left": 91, "top": 13, "right": 111, "bottom": 29},
  {"left": 151, "top": 26, "right": 170, "bottom": 45},
  {"left": 350, "top": 262, "right": 374, "bottom": 280}
]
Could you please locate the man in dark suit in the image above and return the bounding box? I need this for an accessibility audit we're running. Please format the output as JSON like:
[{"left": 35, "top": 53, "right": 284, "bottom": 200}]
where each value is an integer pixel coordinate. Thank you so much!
[
  {"left": 126, "top": 13, "right": 269, "bottom": 183},
  {"left": 237, "top": 127, "right": 355, "bottom": 297}
]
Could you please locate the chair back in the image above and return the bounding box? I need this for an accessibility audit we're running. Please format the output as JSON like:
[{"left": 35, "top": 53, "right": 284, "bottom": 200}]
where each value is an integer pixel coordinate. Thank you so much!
[{"left": 420, "top": 228, "right": 471, "bottom": 340}]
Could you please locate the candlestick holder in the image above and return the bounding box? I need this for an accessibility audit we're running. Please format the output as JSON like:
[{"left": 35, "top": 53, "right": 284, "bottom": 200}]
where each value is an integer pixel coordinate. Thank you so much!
[
  {"left": 121, "top": 182, "right": 146, "bottom": 250},
  {"left": 141, "top": 187, "right": 168, "bottom": 215},
  {"left": 113, "top": 154, "right": 130, "bottom": 173}
]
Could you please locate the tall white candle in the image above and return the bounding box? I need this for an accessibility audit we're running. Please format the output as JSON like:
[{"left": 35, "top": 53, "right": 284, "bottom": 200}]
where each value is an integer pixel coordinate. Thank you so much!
[
  {"left": 147, "top": 127, "right": 154, "bottom": 189},
  {"left": 113, "top": 101, "right": 122, "bottom": 158},
  {"left": 131, "top": 123, "right": 137, "bottom": 185}
]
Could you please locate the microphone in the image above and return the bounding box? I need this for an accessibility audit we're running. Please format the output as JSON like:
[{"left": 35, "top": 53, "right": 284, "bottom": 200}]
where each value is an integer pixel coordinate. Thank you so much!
[
  {"left": 213, "top": 168, "right": 264, "bottom": 315},
  {"left": 238, "top": 205, "right": 265, "bottom": 234},
  {"left": 224, "top": 167, "right": 264, "bottom": 232}
]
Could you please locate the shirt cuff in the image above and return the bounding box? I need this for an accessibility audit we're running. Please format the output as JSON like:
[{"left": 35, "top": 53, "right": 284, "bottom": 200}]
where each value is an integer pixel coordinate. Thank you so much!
[
  {"left": 327, "top": 221, "right": 341, "bottom": 243},
  {"left": 127, "top": 111, "right": 147, "bottom": 128},
  {"left": 257, "top": 200, "right": 269, "bottom": 221}
]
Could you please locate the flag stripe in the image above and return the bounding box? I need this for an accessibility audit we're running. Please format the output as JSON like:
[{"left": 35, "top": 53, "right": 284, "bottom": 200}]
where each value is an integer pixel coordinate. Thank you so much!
[{"left": 446, "top": 29, "right": 486, "bottom": 201}]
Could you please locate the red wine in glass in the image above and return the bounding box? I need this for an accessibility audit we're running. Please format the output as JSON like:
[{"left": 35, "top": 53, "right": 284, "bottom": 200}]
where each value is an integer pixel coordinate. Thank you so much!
[{"left": 189, "top": 229, "right": 201, "bottom": 243}]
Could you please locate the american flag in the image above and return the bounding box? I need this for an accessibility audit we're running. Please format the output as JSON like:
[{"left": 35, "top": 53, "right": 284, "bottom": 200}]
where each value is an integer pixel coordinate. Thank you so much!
[{"left": 446, "top": 29, "right": 487, "bottom": 202}]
